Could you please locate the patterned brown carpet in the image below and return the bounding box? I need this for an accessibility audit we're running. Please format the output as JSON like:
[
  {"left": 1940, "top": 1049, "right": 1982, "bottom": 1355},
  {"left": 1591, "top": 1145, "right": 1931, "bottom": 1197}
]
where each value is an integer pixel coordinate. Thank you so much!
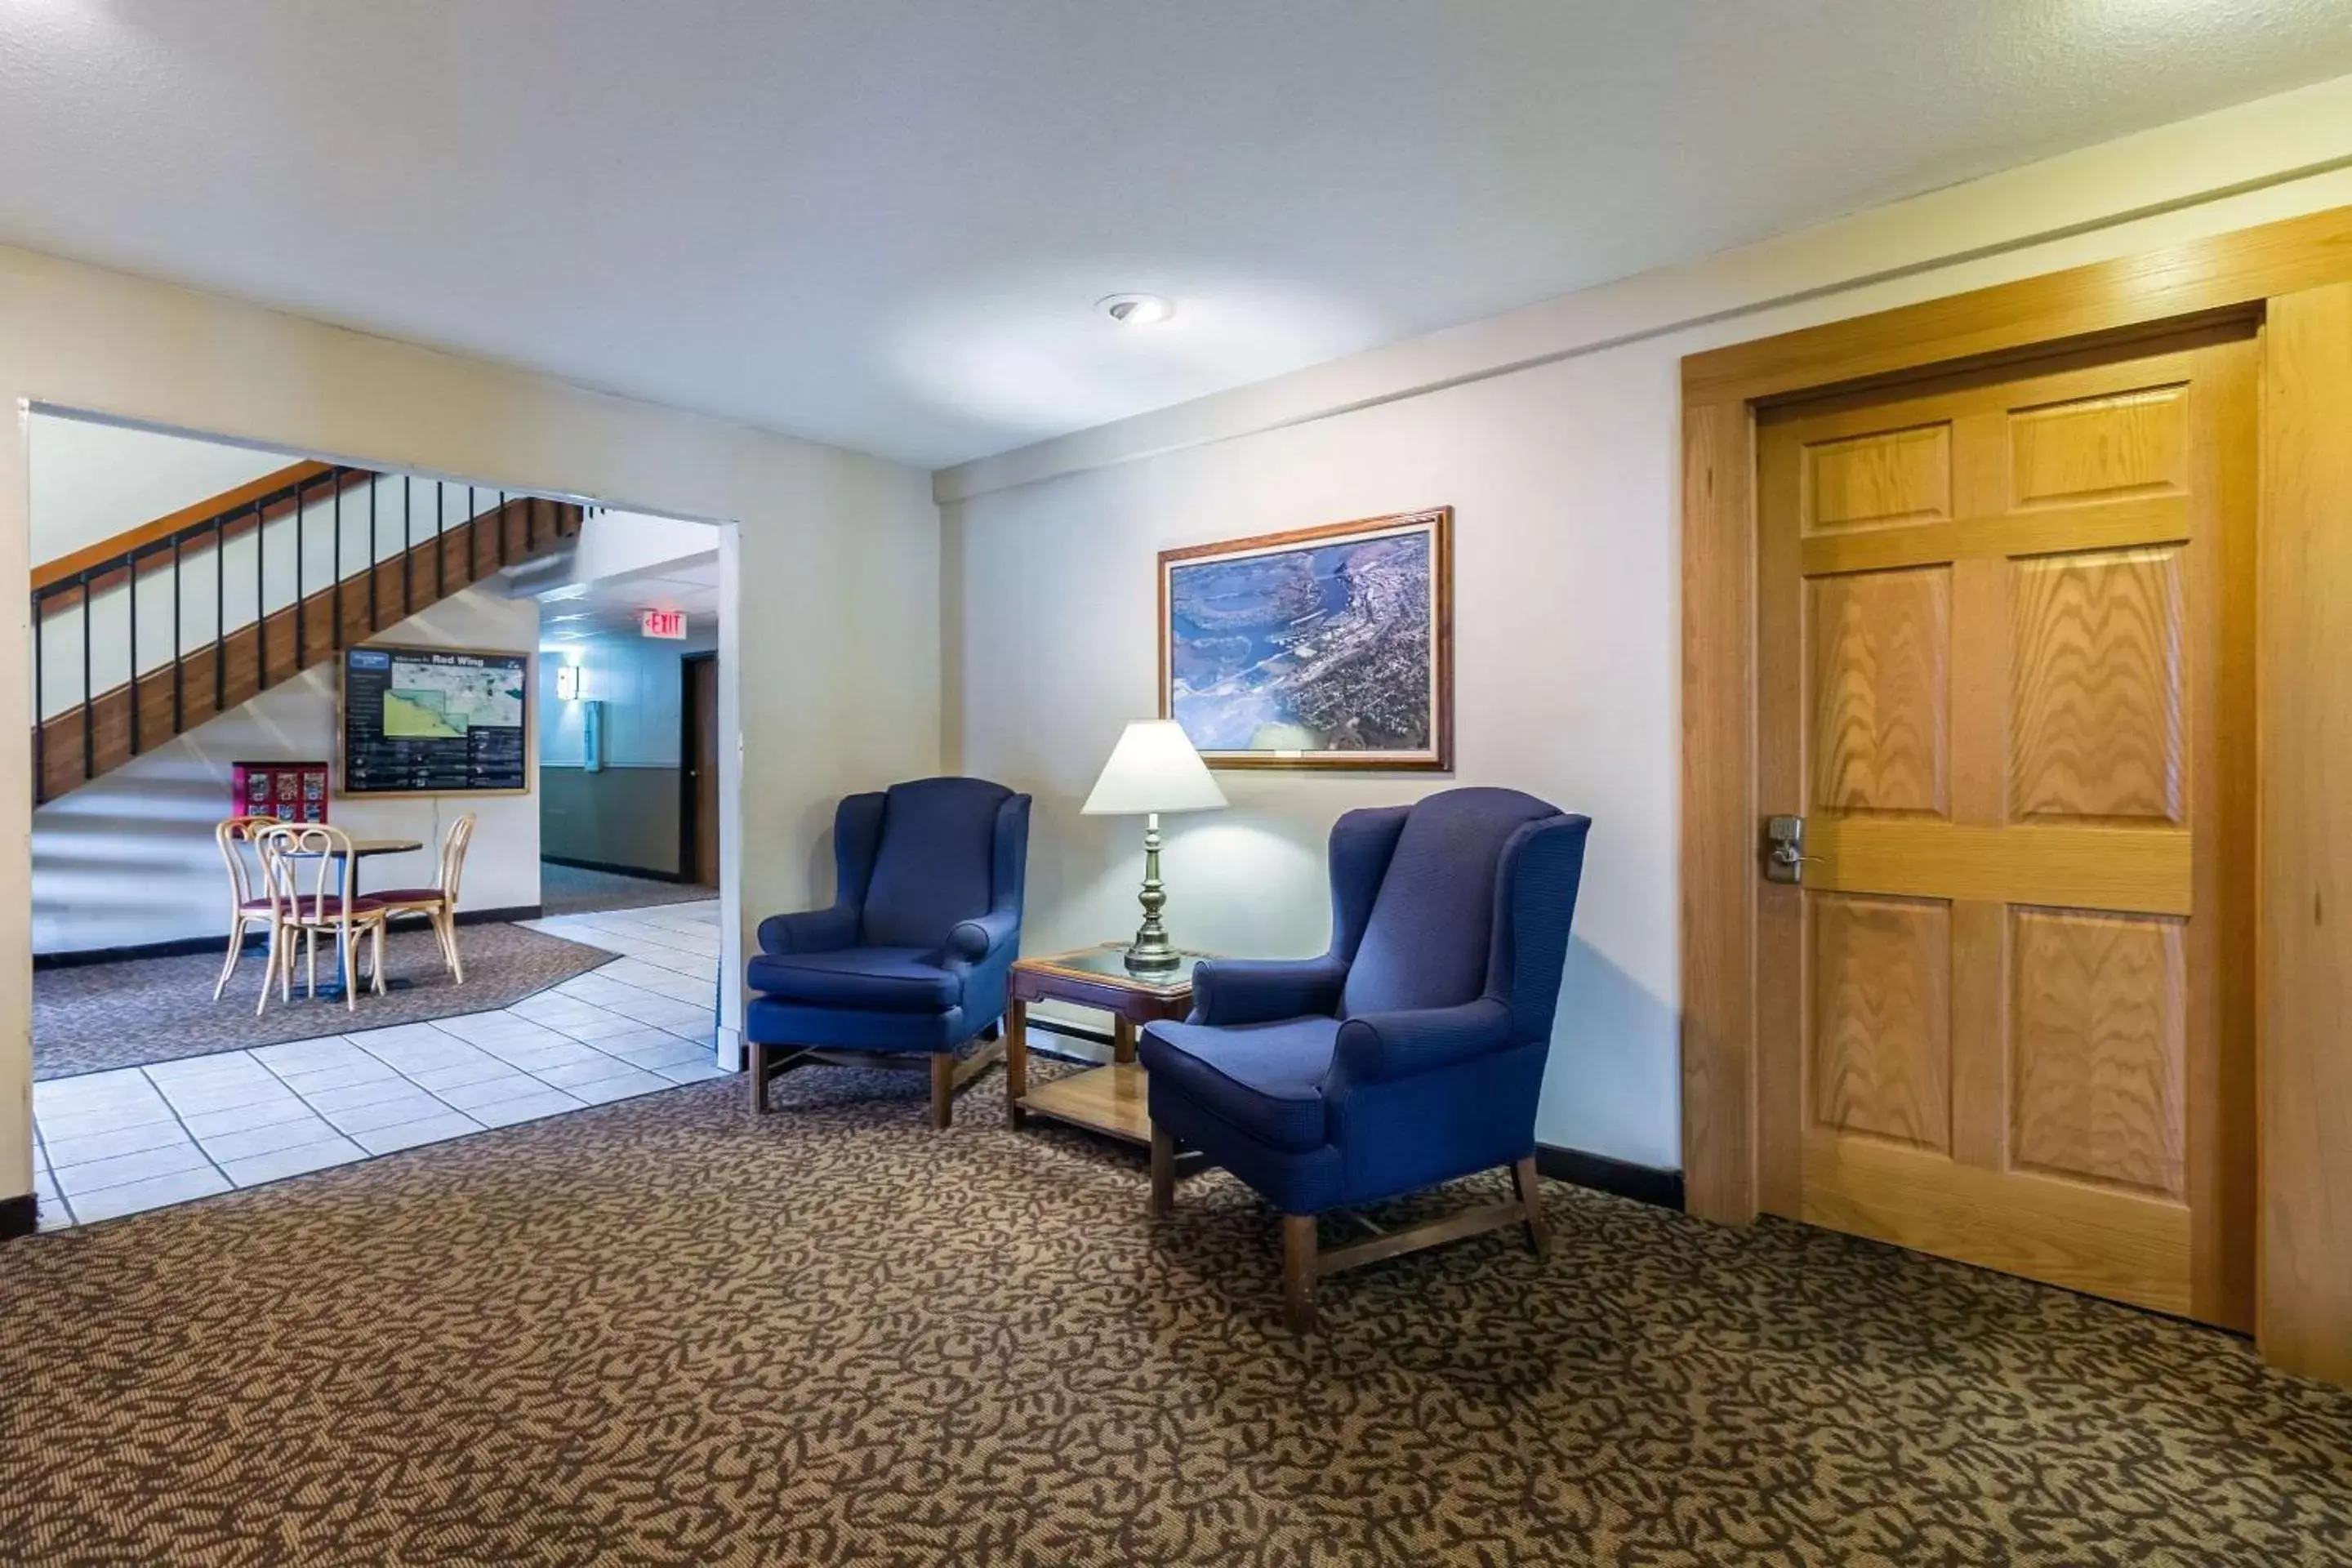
[
  {"left": 539, "top": 860, "right": 717, "bottom": 917},
  {"left": 33, "top": 922, "right": 616, "bottom": 1079},
  {"left": 2, "top": 1062, "right": 2349, "bottom": 1566}
]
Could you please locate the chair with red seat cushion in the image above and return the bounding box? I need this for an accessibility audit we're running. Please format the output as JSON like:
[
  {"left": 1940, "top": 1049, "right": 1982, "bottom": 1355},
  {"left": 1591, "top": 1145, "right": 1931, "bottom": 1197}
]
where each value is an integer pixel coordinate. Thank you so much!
[
  {"left": 252, "top": 823, "right": 394, "bottom": 1013},
  {"left": 372, "top": 813, "right": 477, "bottom": 984},
  {"left": 212, "top": 816, "right": 283, "bottom": 1002}
]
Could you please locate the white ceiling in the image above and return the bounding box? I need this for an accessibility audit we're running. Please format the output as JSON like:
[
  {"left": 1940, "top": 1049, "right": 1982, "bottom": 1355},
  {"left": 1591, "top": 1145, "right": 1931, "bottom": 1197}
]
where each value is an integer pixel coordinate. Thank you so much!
[
  {"left": 4, "top": 2, "right": 2349, "bottom": 469},
  {"left": 537, "top": 557, "right": 719, "bottom": 647}
]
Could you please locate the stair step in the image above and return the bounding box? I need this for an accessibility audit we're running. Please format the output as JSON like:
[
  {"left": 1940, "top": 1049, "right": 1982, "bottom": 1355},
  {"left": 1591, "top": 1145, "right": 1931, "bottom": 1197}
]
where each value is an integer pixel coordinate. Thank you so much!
[{"left": 33, "top": 496, "right": 579, "bottom": 804}]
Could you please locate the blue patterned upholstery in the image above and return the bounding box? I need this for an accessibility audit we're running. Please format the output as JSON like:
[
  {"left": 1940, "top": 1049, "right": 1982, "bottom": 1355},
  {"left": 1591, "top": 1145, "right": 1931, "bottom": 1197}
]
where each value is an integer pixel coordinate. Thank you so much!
[
  {"left": 746, "top": 777, "right": 1030, "bottom": 1061},
  {"left": 1142, "top": 787, "right": 1590, "bottom": 1215}
]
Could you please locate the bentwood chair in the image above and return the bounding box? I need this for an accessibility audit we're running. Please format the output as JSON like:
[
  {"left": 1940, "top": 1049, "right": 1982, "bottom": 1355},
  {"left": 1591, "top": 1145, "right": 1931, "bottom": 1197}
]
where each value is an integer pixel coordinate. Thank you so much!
[
  {"left": 743, "top": 777, "right": 1030, "bottom": 1127},
  {"left": 254, "top": 822, "right": 391, "bottom": 1013},
  {"left": 213, "top": 815, "right": 284, "bottom": 1001},
  {"left": 372, "top": 812, "right": 478, "bottom": 984},
  {"left": 1140, "top": 786, "right": 1591, "bottom": 1334}
]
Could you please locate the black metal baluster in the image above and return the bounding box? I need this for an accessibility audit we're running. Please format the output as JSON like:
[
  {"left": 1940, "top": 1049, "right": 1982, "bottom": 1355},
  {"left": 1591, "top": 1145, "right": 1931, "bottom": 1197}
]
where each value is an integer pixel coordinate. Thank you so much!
[
  {"left": 368, "top": 477, "right": 380, "bottom": 630},
  {"left": 128, "top": 549, "right": 140, "bottom": 757},
  {"left": 463, "top": 485, "right": 474, "bottom": 586},
  {"left": 33, "top": 588, "right": 44, "bottom": 800},
  {"left": 172, "top": 534, "right": 184, "bottom": 734},
  {"left": 214, "top": 515, "right": 225, "bottom": 716},
  {"left": 79, "top": 568, "right": 93, "bottom": 783},
  {"left": 332, "top": 471, "right": 343, "bottom": 649},
  {"left": 254, "top": 500, "right": 268, "bottom": 692},
  {"left": 403, "top": 475, "right": 413, "bottom": 614},
  {"left": 294, "top": 477, "right": 307, "bottom": 670},
  {"left": 496, "top": 491, "right": 509, "bottom": 566},
  {"left": 436, "top": 481, "right": 448, "bottom": 598}
]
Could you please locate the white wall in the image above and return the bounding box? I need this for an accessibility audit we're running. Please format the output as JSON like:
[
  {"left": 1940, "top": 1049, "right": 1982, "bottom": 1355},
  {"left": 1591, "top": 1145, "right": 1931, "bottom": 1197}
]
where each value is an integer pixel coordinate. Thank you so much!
[
  {"left": 565, "top": 509, "right": 724, "bottom": 585},
  {"left": 942, "top": 74, "right": 2352, "bottom": 1171},
  {"left": 949, "top": 350, "right": 1682, "bottom": 1165},
  {"left": 30, "top": 416, "right": 284, "bottom": 561},
  {"left": 0, "top": 243, "right": 942, "bottom": 1206},
  {"left": 33, "top": 586, "right": 542, "bottom": 955},
  {"left": 539, "top": 635, "right": 691, "bottom": 769}
]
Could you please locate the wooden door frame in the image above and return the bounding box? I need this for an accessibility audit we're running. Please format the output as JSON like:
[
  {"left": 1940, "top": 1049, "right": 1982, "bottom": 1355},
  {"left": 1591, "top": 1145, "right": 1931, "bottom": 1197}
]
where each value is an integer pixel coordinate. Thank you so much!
[
  {"left": 1680, "top": 202, "right": 2352, "bottom": 1384},
  {"left": 677, "top": 649, "right": 717, "bottom": 884}
]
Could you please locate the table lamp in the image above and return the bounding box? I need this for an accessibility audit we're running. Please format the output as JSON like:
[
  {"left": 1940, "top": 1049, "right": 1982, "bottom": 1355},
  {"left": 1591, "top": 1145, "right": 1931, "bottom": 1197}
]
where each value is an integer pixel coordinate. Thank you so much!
[{"left": 1081, "top": 719, "right": 1228, "bottom": 975}]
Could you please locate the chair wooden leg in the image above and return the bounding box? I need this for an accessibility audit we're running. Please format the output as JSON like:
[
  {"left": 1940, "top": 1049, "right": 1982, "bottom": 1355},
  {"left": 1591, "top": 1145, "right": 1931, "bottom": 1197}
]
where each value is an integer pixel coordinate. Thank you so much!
[
  {"left": 748, "top": 1041, "right": 771, "bottom": 1114},
  {"left": 1149, "top": 1125, "right": 1177, "bottom": 1218},
  {"left": 372, "top": 922, "right": 389, "bottom": 996},
  {"left": 213, "top": 917, "right": 246, "bottom": 1002},
  {"left": 340, "top": 922, "right": 359, "bottom": 1012},
  {"left": 1512, "top": 1156, "right": 1550, "bottom": 1258},
  {"left": 930, "top": 1052, "right": 956, "bottom": 1130},
  {"left": 1282, "top": 1214, "right": 1320, "bottom": 1335},
  {"left": 256, "top": 924, "right": 279, "bottom": 1016},
  {"left": 305, "top": 928, "right": 319, "bottom": 1000},
  {"left": 443, "top": 908, "right": 465, "bottom": 983}
]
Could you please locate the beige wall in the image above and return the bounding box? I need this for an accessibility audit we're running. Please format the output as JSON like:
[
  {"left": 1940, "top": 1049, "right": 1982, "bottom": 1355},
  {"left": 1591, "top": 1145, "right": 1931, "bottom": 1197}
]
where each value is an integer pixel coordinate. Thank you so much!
[
  {"left": 1, "top": 245, "right": 942, "bottom": 1204},
  {"left": 941, "top": 74, "right": 2352, "bottom": 1169}
]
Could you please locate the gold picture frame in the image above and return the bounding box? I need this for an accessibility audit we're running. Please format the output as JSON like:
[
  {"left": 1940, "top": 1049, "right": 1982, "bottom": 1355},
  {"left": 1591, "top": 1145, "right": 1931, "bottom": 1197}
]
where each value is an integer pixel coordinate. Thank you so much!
[{"left": 1157, "top": 507, "right": 1453, "bottom": 771}]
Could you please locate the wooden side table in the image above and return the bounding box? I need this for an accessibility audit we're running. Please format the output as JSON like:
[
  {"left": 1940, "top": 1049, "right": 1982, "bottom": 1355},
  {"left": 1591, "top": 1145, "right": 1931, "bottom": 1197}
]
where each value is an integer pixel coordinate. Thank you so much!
[{"left": 1007, "top": 943, "right": 1201, "bottom": 1150}]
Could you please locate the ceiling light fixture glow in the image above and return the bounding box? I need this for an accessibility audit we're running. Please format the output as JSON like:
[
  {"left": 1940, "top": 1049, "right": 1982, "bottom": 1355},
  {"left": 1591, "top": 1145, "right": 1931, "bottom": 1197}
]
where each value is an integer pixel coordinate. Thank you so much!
[{"left": 1098, "top": 292, "right": 1174, "bottom": 327}]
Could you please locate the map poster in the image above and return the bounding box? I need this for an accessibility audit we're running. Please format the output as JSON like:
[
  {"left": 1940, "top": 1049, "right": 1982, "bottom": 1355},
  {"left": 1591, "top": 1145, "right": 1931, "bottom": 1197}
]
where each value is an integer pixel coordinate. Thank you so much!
[
  {"left": 341, "top": 644, "right": 531, "bottom": 795},
  {"left": 1158, "top": 507, "right": 1452, "bottom": 771}
]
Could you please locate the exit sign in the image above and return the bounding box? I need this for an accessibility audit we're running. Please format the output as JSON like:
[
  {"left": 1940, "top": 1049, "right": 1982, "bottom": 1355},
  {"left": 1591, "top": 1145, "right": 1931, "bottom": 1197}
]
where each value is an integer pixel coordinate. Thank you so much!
[{"left": 639, "top": 608, "right": 688, "bottom": 640}]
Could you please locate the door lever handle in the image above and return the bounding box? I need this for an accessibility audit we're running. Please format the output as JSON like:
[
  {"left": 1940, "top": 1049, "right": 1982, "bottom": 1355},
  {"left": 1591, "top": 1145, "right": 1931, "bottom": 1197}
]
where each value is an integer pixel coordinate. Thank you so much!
[{"left": 1762, "top": 814, "right": 1818, "bottom": 885}]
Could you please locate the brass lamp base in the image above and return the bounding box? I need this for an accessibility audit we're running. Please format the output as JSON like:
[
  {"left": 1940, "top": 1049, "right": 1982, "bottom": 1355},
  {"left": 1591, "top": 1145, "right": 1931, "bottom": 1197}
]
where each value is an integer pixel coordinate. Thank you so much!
[
  {"left": 1123, "top": 811, "right": 1183, "bottom": 978},
  {"left": 1123, "top": 938, "right": 1182, "bottom": 977}
]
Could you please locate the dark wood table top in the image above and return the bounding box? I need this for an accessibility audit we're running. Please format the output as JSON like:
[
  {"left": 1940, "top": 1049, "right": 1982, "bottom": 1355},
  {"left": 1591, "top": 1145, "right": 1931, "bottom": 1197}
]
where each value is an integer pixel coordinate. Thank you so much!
[{"left": 1011, "top": 942, "right": 1206, "bottom": 1019}]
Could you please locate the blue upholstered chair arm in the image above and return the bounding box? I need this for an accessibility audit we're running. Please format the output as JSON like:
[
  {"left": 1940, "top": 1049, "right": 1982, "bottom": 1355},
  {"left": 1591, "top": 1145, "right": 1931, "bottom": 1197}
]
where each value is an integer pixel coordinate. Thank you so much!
[
  {"left": 1328, "top": 996, "right": 1514, "bottom": 1087},
  {"left": 756, "top": 905, "right": 858, "bottom": 956},
  {"left": 945, "top": 907, "right": 1020, "bottom": 968},
  {"left": 1189, "top": 956, "right": 1349, "bottom": 1027}
]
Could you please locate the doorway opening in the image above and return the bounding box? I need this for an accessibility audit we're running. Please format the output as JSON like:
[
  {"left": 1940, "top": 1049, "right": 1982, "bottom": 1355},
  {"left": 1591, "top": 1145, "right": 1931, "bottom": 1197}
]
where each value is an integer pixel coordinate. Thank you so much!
[
  {"left": 23, "top": 409, "right": 742, "bottom": 1231},
  {"left": 527, "top": 510, "right": 723, "bottom": 918}
]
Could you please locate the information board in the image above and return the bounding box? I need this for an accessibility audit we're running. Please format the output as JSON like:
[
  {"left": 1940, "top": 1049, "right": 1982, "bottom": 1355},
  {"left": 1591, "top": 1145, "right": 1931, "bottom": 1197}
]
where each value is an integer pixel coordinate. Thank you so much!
[{"left": 341, "top": 644, "right": 531, "bottom": 796}]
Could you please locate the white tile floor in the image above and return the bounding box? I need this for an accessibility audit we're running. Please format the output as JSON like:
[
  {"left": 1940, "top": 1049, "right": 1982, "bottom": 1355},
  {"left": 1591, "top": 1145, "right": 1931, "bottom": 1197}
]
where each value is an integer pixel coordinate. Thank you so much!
[{"left": 32, "top": 899, "right": 728, "bottom": 1232}]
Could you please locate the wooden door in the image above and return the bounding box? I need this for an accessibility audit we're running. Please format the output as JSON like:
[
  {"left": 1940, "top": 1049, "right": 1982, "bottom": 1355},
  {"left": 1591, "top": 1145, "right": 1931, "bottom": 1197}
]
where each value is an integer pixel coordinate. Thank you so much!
[
  {"left": 1755, "top": 322, "right": 2257, "bottom": 1327},
  {"left": 686, "top": 655, "right": 720, "bottom": 887}
]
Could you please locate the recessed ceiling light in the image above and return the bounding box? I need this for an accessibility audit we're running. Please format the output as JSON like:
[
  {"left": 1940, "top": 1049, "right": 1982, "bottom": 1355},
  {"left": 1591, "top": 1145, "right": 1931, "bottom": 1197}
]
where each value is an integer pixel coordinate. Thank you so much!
[{"left": 1098, "top": 292, "right": 1174, "bottom": 327}]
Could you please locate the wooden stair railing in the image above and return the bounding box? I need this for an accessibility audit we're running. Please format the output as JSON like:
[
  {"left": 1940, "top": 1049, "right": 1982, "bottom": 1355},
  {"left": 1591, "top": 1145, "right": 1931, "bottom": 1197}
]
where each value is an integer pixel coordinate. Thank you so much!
[{"left": 32, "top": 461, "right": 583, "bottom": 804}]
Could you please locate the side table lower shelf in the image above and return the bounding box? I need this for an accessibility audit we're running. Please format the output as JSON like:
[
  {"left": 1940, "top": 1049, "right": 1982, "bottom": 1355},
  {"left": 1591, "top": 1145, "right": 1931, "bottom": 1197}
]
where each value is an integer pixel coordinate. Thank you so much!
[
  {"left": 1018, "top": 1060, "right": 1151, "bottom": 1141},
  {"left": 1005, "top": 944, "right": 1213, "bottom": 1176}
]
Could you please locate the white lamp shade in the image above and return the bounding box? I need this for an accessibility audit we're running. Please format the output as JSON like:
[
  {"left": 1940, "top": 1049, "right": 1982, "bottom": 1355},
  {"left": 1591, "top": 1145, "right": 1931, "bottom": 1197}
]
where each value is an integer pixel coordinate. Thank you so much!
[{"left": 1081, "top": 719, "right": 1228, "bottom": 816}]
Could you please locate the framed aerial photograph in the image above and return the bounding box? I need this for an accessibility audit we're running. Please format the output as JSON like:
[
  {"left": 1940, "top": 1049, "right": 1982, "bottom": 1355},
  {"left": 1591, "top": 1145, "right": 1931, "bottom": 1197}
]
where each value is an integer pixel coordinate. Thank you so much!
[{"left": 1158, "top": 507, "right": 1452, "bottom": 770}]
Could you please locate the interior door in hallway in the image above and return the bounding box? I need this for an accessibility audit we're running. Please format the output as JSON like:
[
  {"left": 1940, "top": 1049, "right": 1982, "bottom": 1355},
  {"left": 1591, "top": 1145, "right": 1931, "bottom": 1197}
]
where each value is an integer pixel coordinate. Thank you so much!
[
  {"left": 1754, "top": 323, "right": 2256, "bottom": 1328},
  {"left": 686, "top": 653, "right": 720, "bottom": 887}
]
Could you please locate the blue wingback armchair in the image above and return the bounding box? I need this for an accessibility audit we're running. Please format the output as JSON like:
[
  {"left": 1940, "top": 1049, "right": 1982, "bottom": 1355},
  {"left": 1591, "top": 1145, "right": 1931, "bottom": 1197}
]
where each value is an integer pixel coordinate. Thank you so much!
[
  {"left": 745, "top": 776, "right": 1031, "bottom": 1127},
  {"left": 1139, "top": 786, "right": 1591, "bottom": 1332}
]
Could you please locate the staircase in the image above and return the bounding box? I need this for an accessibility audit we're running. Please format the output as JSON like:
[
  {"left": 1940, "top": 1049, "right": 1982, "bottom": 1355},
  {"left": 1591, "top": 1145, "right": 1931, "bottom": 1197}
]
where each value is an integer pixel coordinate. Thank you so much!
[{"left": 32, "top": 461, "right": 582, "bottom": 804}]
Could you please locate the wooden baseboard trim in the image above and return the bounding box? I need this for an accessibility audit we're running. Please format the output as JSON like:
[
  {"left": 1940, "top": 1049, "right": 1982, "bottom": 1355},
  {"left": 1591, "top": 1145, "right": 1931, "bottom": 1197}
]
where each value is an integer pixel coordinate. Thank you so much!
[
  {"left": 0, "top": 1193, "right": 35, "bottom": 1241},
  {"left": 1535, "top": 1144, "right": 1686, "bottom": 1211}
]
